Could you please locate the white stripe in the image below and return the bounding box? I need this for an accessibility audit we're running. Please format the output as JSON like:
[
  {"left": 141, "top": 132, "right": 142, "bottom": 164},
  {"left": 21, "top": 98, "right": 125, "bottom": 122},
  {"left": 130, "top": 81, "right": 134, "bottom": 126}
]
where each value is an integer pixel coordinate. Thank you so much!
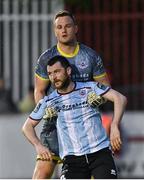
[
  {"left": 57, "top": 126, "right": 66, "bottom": 159},
  {"left": 82, "top": 109, "right": 98, "bottom": 153},
  {"left": 63, "top": 109, "right": 80, "bottom": 154},
  {"left": 0, "top": 14, "right": 54, "bottom": 21},
  {"left": 22, "top": 1, "right": 29, "bottom": 97},
  {"left": 12, "top": 0, "right": 20, "bottom": 101},
  {"left": 3, "top": 0, "right": 11, "bottom": 88},
  {"left": 31, "top": 1, "right": 39, "bottom": 81}
]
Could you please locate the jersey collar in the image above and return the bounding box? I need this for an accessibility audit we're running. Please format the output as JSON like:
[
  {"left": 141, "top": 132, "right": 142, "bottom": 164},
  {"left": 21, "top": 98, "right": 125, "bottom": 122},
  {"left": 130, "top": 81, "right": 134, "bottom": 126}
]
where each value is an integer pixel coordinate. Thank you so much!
[
  {"left": 57, "top": 43, "right": 79, "bottom": 58},
  {"left": 57, "top": 82, "right": 76, "bottom": 95}
]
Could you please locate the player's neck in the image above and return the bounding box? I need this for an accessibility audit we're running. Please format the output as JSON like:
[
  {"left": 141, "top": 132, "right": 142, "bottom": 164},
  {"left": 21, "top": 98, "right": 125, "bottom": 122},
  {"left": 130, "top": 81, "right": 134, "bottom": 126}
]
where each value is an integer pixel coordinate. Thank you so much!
[
  {"left": 57, "top": 81, "right": 75, "bottom": 94},
  {"left": 57, "top": 41, "right": 78, "bottom": 55}
]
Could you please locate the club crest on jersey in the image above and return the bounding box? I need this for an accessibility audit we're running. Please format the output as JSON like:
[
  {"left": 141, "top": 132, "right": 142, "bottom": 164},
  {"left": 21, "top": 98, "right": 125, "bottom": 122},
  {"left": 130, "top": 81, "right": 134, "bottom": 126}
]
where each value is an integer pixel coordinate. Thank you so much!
[
  {"left": 76, "top": 58, "right": 89, "bottom": 69},
  {"left": 79, "top": 89, "right": 87, "bottom": 97}
]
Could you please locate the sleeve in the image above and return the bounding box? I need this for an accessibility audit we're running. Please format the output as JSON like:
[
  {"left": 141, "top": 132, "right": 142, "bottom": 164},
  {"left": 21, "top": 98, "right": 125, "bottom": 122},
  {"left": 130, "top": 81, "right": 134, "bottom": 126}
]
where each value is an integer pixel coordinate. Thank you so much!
[
  {"left": 92, "top": 82, "right": 111, "bottom": 96},
  {"left": 29, "top": 97, "right": 47, "bottom": 121},
  {"left": 35, "top": 52, "right": 49, "bottom": 80},
  {"left": 92, "top": 52, "right": 107, "bottom": 78}
]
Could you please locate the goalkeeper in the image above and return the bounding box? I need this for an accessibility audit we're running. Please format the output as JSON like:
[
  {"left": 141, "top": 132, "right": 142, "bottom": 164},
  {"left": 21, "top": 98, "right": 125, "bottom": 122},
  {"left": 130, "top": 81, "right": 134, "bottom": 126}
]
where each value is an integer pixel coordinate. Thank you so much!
[{"left": 22, "top": 55, "right": 127, "bottom": 179}]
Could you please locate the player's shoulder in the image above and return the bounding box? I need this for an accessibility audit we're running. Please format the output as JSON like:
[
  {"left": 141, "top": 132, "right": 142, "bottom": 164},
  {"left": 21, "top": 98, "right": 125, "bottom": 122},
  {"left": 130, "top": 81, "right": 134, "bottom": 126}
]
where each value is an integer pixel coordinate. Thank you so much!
[
  {"left": 39, "top": 45, "right": 57, "bottom": 59},
  {"left": 76, "top": 81, "right": 97, "bottom": 89},
  {"left": 38, "top": 45, "right": 57, "bottom": 61},
  {"left": 76, "top": 82, "right": 110, "bottom": 96},
  {"left": 76, "top": 81, "right": 109, "bottom": 91},
  {"left": 37, "top": 96, "right": 49, "bottom": 105},
  {"left": 79, "top": 43, "right": 99, "bottom": 56},
  {"left": 46, "top": 90, "right": 59, "bottom": 101}
]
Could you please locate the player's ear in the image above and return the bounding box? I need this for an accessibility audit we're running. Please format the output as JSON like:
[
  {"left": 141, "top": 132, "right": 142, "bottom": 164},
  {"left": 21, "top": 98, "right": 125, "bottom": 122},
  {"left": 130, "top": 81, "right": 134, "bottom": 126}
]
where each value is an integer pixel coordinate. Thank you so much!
[
  {"left": 67, "top": 66, "right": 72, "bottom": 76},
  {"left": 54, "top": 28, "right": 57, "bottom": 37},
  {"left": 53, "top": 23, "right": 57, "bottom": 37},
  {"left": 74, "top": 25, "right": 78, "bottom": 34}
]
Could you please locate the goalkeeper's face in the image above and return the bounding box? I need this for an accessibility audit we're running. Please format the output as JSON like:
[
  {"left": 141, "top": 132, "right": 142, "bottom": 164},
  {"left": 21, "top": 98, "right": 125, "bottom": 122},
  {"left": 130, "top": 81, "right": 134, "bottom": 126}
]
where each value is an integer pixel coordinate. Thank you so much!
[{"left": 47, "top": 62, "right": 71, "bottom": 90}]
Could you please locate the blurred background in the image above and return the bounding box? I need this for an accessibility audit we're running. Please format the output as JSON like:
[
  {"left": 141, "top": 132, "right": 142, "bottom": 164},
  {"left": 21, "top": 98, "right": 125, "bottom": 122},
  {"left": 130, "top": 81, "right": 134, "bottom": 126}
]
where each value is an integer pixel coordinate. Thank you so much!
[{"left": 0, "top": 0, "right": 144, "bottom": 178}]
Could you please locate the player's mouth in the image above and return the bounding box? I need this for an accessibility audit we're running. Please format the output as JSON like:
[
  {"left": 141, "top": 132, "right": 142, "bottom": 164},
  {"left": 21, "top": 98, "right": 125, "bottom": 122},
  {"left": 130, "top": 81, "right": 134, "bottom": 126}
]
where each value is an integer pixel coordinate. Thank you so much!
[
  {"left": 62, "top": 34, "right": 68, "bottom": 38},
  {"left": 54, "top": 80, "right": 61, "bottom": 86}
]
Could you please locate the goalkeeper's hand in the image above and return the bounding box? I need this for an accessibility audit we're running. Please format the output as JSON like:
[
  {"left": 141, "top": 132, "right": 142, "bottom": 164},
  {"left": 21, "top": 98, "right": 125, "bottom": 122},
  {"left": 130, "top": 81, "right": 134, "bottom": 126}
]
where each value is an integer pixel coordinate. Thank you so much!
[
  {"left": 87, "top": 92, "right": 106, "bottom": 107},
  {"left": 43, "top": 107, "right": 57, "bottom": 121}
]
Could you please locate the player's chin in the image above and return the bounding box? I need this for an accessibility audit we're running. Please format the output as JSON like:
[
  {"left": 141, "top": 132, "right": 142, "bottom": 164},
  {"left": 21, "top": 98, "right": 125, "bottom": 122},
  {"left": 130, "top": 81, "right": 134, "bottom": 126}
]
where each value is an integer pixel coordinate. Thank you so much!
[
  {"left": 60, "top": 38, "right": 72, "bottom": 44},
  {"left": 54, "top": 82, "right": 62, "bottom": 89}
]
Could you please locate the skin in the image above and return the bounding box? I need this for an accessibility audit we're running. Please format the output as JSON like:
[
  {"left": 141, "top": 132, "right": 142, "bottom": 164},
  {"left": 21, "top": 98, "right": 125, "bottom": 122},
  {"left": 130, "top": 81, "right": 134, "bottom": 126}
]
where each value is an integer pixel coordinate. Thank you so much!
[
  {"left": 33, "top": 15, "right": 111, "bottom": 179},
  {"left": 23, "top": 61, "right": 127, "bottom": 164},
  {"left": 23, "top": 62, "right": 74, "bottom": 179},
  {"left": 34, "top": 15, "right": 110, "bottom": 103},
  {"left": 47, "top": 62, "right": 72, "bottom": 93},
  {"left": 22, "top": 118, "right": 56, "bottom": 179},
  {"left": 47, "top": 62, "right": 127, "bottom": 152},
  {"left": 103, "top": 89, "right": 127, "bottom": 151}
]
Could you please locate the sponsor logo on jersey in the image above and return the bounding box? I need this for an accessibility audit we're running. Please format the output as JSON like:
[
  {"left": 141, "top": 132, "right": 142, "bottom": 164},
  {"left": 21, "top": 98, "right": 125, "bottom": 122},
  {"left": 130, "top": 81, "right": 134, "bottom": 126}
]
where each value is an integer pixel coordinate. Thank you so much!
[
  {"left": 55, "top": 101, "right": 88, "bottom": 112},
  {"left": 72, "top": 74, "right": 89, "bottom": 82}
]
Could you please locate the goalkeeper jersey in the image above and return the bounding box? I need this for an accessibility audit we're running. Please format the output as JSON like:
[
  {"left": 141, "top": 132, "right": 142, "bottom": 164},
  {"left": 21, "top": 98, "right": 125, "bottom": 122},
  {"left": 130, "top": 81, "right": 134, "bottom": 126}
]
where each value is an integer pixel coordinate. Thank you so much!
[
  {"left": 30, "top": 81, "right": 111, "bottom": 159},
  {"left": 35, "top": 43, "right": 106, "bottom": 95}
]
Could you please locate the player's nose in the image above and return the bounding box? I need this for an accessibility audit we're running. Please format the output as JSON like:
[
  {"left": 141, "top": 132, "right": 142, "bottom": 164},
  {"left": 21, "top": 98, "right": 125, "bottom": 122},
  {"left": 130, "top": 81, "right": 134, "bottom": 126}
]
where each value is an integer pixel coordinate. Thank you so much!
[{"left": 62, "top": 26, "right": 67, "bottom": 33}]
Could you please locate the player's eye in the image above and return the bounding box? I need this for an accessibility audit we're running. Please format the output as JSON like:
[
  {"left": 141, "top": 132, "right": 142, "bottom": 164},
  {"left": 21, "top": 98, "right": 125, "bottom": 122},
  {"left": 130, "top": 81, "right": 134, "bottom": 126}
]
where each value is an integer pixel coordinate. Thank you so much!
[
  {"left": 54, "top": 69, "right": 60, "bottom": 74},
  {"left": 66, "top": 24, "right": 72, "bottom": 28},
  {"left": 57, "top": 25, "right": 62, "bottom": 29},
  {"left": 48, "top": 72, "right": 51, "bottom": 76}
]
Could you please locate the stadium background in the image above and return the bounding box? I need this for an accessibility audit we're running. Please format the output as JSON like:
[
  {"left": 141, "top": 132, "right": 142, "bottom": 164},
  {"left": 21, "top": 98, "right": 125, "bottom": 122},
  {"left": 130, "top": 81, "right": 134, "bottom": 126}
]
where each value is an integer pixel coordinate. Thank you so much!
[{"left": 0, "top": 0, "right": 144, "bottom": 178}]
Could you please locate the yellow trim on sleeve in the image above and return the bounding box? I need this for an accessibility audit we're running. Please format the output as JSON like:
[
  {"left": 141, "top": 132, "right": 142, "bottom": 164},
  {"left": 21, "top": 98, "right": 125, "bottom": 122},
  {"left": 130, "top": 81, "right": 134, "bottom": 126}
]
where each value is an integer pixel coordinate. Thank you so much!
[
  {"left": 57, "top": 43, "right": 79, "bottom": 58},
  {"left": 35, "top": 73, "right": 50, "bottom": 81},
  {"left": 93, "top": 72, "right": 107, "bottom": 80}
]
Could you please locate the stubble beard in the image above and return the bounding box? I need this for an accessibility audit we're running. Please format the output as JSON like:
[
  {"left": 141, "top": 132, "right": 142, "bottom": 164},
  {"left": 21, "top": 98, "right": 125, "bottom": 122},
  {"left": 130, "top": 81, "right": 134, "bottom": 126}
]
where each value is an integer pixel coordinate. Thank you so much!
[
  {"left": 59, "top": 37, "right": 76, "bottom": 46},
  {"left": 54, "top": 77, "right": 71, "bottom": 91}
]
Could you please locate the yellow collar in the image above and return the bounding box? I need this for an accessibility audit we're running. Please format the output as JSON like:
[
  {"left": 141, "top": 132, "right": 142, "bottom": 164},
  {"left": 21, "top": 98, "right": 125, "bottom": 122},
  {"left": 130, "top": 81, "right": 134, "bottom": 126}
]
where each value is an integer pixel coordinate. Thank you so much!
[{"left": 57, "top": 43, "right": 79, "bottom": 58}]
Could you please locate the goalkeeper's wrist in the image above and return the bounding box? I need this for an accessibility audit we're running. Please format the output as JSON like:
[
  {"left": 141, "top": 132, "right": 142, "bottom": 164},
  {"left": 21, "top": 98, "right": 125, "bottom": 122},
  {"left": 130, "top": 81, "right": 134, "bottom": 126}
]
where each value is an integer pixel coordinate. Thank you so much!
[{"left": 34, "top": 140, "right": 42, "bottom": 148}]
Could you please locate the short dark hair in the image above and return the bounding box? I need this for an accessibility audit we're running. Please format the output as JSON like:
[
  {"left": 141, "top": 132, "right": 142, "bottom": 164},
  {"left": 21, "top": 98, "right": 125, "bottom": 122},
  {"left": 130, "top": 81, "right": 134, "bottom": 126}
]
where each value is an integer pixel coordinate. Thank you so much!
[
  {"left": 54, "top": 10, "right": 77, "bottom": 24},
  {"left": 47, "top": 55, "right": 71, "bottom": 69}
]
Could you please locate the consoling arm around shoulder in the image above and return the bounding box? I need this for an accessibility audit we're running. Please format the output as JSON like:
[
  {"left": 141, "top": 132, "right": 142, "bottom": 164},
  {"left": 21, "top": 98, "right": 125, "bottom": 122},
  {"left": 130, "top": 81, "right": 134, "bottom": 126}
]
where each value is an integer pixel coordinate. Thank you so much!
[
  {"left": 102, "top": 89, "right": 127, "bottom": 151},
  {"left": 34, "top": 75, "right": 50, "bottom": 103}
]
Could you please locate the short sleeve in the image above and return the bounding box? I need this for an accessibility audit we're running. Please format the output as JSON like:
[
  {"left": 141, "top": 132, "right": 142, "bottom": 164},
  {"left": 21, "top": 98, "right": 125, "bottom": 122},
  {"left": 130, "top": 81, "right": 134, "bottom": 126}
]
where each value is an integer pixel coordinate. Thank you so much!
[
  {"left": 91, "top": 82, "right": 110, "bottom": 96},
  {"left": 35, "top": 52, "right": 49, "bottom": 80},
  {"left": 92, "top": 53, "right": 106, "bottom": 77},
  {"left": 29, "top": 97, "right": 47, "bottom": 120}
]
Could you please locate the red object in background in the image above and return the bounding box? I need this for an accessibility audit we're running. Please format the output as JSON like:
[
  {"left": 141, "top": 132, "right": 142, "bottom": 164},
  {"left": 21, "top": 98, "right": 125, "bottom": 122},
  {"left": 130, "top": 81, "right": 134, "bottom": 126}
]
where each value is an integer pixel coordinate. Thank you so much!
[{"left": 101, "top": 114, "right": 112, "bottom": 136}]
